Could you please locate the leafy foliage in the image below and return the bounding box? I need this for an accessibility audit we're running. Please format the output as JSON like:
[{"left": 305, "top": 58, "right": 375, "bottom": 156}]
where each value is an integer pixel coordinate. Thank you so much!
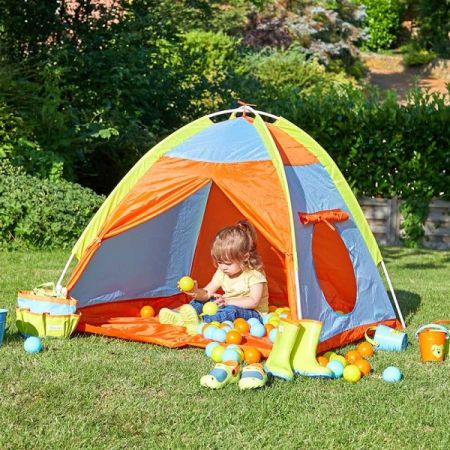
[
  {"left": 357, "top": 0, "right": 404, "bottom": 50},
  {"left": 0, "top": 161, "right": 104, "bottom": 249}
]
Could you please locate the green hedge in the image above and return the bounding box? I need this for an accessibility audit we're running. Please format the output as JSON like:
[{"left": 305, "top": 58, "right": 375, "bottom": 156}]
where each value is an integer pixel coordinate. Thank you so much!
[{"left": 0, "top": 162, "right": 104, "bottom": 249}]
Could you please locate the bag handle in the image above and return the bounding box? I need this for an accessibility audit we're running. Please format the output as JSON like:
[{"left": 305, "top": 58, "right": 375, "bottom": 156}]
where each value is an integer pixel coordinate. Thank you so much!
[
  {"left": 415, "top": 324, "right": 449, "bottom": 340},
  {"left": 365, "top": 326, "right": 379, "bottom": 347}
]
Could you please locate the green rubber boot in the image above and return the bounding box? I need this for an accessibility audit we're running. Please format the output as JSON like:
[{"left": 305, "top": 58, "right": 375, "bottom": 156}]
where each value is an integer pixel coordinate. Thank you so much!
[
  {"left": 291, "top": 320, "right": 333, "bottom": 379},
  {"left": 264, "top": 319, "right": 300, "bottom": 381}
]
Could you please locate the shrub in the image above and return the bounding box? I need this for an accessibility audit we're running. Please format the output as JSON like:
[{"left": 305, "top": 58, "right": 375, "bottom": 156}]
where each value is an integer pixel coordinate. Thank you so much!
[
  {"left": 359, "top": 0, "right": 404, "bottom": 50},
  {"left": 0, "top": 161, "right": 104, "bottom": 249},
  {"left": 401, "top": 42, "right": 436, "bottom": 66}
]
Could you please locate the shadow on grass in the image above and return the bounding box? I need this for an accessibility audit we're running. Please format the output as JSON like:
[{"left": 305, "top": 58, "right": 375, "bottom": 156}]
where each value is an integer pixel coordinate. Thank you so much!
[{"left": 390, "top": 289, "right": 421, "bottom": 325}]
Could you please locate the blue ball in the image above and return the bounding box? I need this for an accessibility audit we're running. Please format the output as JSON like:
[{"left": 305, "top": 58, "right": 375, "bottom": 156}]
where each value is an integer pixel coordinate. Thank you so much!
[
  {"left": 24, "top": 336, "right": 43, "bottom": 353},
  {"left": 226, "top": 344, "right": 239, "bottom": 350},
  {"left": 261, "top": 313, "right": 273, "bottom": 325},
  {"left": 250, "top": 323, "right": 266, "bottom": 338},
  {"left": 205, "top": 342, "right": 220, "bottom": 358},
  {"left": 222, "top": 348, "right": 241, "bottom": 363},
  {"left": 247, "top": 318, "right": 261, "bottom": 327},
  {"left": 223, "top": 321, "right": 234, "bottom": 328},
  {"left": 327, "top": 360, "right": 344, "bottom": 379},
  {"left": 222, "top": 325, "right": 232, "bottom": 333},
  {"left": 197, "top": 323, "right": 204, "bottom": 334},
  {"left": 269, "top": 328, "right": 278, "bottom": 343},
  {"left": 212, "top": 328, "right": 227, "bottom": 343},
  {"left": 203, "top": 326, "right": 216, "bottom": 340},
  {"left": 382, "top": 366, "right": 402, "bottom": 383}
]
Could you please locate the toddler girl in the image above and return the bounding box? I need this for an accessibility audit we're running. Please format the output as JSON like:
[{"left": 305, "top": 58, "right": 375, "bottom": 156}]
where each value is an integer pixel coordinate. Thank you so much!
[{"left": 159, "top": 220, "right": 268, "bottom": 333}]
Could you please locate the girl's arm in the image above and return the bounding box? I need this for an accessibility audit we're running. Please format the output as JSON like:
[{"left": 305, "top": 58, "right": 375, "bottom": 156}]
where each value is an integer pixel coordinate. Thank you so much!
[
  {"left": 224, "top": 283, "right": 264, "bottom": 309},
  {"left": 186, "top": 279, "right": 221, "bottom": 302}
]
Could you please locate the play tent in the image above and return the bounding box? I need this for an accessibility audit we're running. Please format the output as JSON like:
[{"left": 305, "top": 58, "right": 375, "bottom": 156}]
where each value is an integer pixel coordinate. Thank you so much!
[{"left": 58, "top": 105, "right": 405, "bottom": 354}]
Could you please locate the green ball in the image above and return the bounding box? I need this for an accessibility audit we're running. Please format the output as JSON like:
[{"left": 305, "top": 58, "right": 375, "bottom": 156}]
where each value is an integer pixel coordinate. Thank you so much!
[
  {"left": 210, "top": 345, "right": 225, "bottom": 363},
  {"left": 202, "top": 302, "right": 218, "bottom": 316},
  {"left": 343, "top": 364, "right": 362, "bottom": 383}
]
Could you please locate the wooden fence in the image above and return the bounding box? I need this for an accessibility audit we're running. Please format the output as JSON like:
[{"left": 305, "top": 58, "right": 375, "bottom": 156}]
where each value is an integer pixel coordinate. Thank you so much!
[{"left": 359, "top": 197, "right": 450, "bottom": 249}]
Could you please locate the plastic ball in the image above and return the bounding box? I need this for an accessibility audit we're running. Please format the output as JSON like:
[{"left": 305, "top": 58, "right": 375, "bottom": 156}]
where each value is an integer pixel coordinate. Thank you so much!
[
  {"left": 382, "top": 366, "right": 402, "bottom": 383},
  {"left": 209, "top": 321, "right": 221, "bottom": 327},
  {"left": 327, "top": 360, "right": 344, "bottom": 379},
  {"left": 264, "top": 324, "right": 275, "bottom": 335},
  {"left": 226, "top": 344, "right": 239, "bottom": 350},
  {"left": 212, "top": 328, "right": 227, "bottom": 343},
  {"left": 225, "top": 330, "right": 243, "bottom": 345},
  {"left": 234, "top": 318, "right": 250, "bottom": 333},
  {"left": 202, "top": 302, "right": 218, "bottom": 316},
  {"left": 279, "top": 313, "right": 288, "bottom": 319},
  {"left": 197, "top": 323, "right": 205, "bottom": 334},
  {"left": 357, "top": 342, "right": 374, "bottom": 358},
  {"left": 355, "top": 358, "right": 372, "bottom": 376},
  {"left": 223, "top": 321, "right": 234, "bottom": 328},
  {"left": 261, "top": 313, "right": 274, "bottom": 325},
  {"left": 268, "top": 316, "right": 281, "bottom": 327},
  {"left": 330, "top": 354, "right": 348, "bottom": 367},
  {"left": 247, "top": 318, "right": 261, "bottom": 327},
  {"left": 243, "top": 347, "right": 262, "bottom": 364},
  {"left": 178, "top": 276, "right": 194, "bottom": 292},
  {"left": 323, "top": 351, "right": 336, "bottom": 360},
  {"left": 250, "top": 323, "right": 266, "bottom": 338},
  {"left": 140, "top": 305, "right": 155, "bottom": 318},
  {"left": 345, "top": 349, "right": 362, "bottom": 364},
  {"left": 269, "top": 328, "right": 278, "bottom": 343},
  {"left": 24, "top": 336, "right": 43, "bottom": 353},
  {"left": 203, "top": 326, "right": 216, "bottom": 340},
  {"left": 222, "top": 326, "right": 232, "bottom": 333},
  {"left": 343, "top": 365, "right": 362, "bottom": 383},
  {"left": 210, "top": 345, "right": 225, "bottom": 363},
  {"left": 268, "top": 305, "right": 277, "bottom": 312},
  {"left": 222, "top": 348, "right": 241, "bottom": 363},
  {"left": 205, "top": 342, "right": 220, "bottom": 358},
  {"left": 317, "top": 356, "right": 329, "bottom": 367}
]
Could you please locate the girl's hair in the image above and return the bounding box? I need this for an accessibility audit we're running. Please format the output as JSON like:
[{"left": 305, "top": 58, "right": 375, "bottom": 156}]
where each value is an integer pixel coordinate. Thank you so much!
[{"left": 211, "top": 220, "right": 263, "bottom": 271}]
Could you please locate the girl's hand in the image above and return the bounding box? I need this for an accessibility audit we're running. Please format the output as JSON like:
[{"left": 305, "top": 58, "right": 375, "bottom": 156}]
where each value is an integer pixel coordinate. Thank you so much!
[
  {"left": 178, "top": 280, "right": 199, "bottom": 297},
  {"left": 213, "top": 293, "right": 226, "bottom": 306}
]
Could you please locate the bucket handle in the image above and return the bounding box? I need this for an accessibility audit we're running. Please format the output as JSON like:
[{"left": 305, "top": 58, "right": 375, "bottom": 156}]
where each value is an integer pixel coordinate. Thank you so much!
[
  {"left": 365, "top": 326, "right": 379, "bottom": 347},
  {"left": 415, "top": 324, "right": 449, "bottom": 340}
]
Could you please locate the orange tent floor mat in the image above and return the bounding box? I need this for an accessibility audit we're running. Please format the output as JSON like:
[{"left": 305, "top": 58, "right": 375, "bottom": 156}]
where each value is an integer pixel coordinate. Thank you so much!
[{"left": 75, "top": 297, "right": 401, "bottom": 355}]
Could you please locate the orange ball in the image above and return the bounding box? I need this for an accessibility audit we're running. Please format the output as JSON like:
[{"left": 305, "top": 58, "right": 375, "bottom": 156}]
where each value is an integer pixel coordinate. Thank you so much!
[
  {"left": 268, "top": 305, "right": 277, "bottom": 312},
  {"left": 357, "top": 342, "right": 374, "bottom": 358},
  {"left": 264, "top": 324, "right": 275, "bottom": 335},
  {"left": 317, "top": 356, "right": 329, "bottom": 367},
  {"left": 345, "top": 349, "right": 362, "bottom": 364},
  {"left": 234, "top": 318, "right": 250, "bottom": 334},
  {"left": 140, "top": 305, "right": 155, "bottom": 318},
  {"left": 226, "top": 330, "right": 243, "bottom": 345},
  {"left": 243, "top": 347, "right": 262, "bottom": 364},
  {"left": 355, "top": 358, "right": 372, "bottom": 376}
]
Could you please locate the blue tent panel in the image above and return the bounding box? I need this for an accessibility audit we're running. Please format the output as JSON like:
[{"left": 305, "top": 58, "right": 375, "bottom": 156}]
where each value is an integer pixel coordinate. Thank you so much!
[
  {"left": 71, "top": 184, "right": 211, "bottom": 307},
  {"left": 166, "top": 117, "right": 270, "bottom": 163}
]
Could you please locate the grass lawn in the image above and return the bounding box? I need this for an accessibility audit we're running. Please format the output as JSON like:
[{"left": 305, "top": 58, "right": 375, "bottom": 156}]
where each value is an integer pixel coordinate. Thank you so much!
[{"left": 0, "top": 247, "right": 449, "bottom": 449}]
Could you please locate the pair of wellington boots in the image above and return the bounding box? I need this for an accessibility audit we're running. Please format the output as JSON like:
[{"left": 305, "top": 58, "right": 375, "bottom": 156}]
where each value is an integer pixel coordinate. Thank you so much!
[{"left": 265, "top": 319, "right": 332, "bottom": 381}]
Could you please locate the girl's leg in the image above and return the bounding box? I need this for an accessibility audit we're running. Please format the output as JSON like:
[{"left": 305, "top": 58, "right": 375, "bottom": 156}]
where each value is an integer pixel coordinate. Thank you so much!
[
  {"left": 203, "top": 305, "right": 261, "bottom": 323},
  {"left": 189, "top": 300, "right": 205, "bottom": 315}
]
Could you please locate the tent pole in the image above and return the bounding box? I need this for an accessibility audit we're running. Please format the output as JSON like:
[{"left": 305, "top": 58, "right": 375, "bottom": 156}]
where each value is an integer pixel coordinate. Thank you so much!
[
  {"left": 381, "top": 260, "right": 406, "bottom": 329},
  {"left": 208, "top": 107, "right": 279, "bottom": 120},
  {"left": 55, "top": 253, "right": 75, "bottom": 295}
]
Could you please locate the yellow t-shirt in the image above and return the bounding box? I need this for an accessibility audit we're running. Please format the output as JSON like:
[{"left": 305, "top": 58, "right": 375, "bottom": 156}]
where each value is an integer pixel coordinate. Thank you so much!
[{"left": 211, "top": 268, "right": 269, "bottom": 314}]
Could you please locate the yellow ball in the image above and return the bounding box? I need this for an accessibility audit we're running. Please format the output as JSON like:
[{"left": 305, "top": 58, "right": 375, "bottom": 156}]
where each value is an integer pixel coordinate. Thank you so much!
[
  {"left": 268, "top": 316, "right": 281, "bottom": 327},
  {"left": 202, "top": 302, "right": 218, "bottom": 316},
  {"left": 211, "top": 345, "right": 225, "bottom": 363},
  {"left": 178, "top": 276, "right": 194, "bottom": 292},
  {"left": 209, "top": 321, "right": 221, "bottom": 328},
  {"left": 323, "top": 351, "right": 336, "bottom": 360},
  {"left": 343, "top": 364, "right": 362, "bottom": 383},
  {"left": 330, "top": 354, "right": 348, "bottom": 367}
]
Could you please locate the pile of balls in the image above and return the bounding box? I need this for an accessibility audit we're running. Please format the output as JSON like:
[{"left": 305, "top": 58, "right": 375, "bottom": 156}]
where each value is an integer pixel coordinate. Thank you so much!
[{"left": 318, "top": 342, "right": 402, "bottom": 383}]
